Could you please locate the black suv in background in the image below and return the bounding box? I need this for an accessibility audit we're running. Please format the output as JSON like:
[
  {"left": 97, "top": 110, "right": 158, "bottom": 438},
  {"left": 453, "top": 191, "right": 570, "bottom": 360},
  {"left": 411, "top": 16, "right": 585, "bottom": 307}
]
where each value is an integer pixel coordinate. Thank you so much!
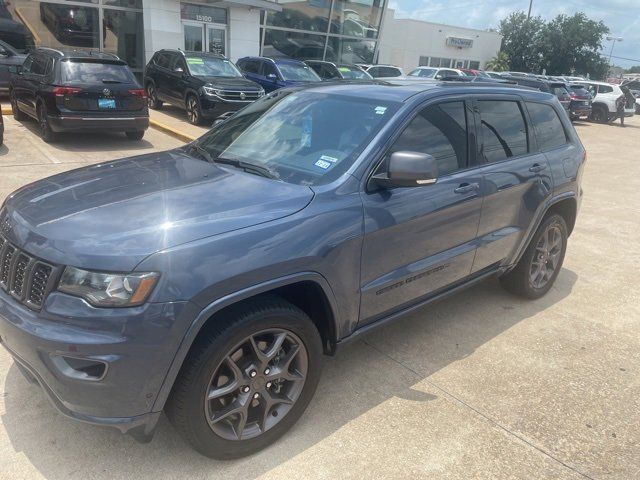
[
  {"left": 144, "top": 50, "right": 264, "bottom": 125},
  {"left": 10, "top": 48, "right": 148, "bottom": 142}
]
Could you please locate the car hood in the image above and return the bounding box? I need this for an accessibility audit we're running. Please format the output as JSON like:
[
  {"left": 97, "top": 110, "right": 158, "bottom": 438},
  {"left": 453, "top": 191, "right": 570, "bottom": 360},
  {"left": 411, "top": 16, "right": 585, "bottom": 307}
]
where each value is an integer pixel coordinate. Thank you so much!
[
  {"left": 1, "top": 151, "right": 314, "bottom": 271},
  {"left": 200, "top": 76, "right": 263, "bottom": 91}
]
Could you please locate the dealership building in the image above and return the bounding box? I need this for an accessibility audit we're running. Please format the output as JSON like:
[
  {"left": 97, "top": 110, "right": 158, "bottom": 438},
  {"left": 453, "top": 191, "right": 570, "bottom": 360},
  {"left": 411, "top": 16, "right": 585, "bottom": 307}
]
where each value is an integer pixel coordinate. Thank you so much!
[{"left": 3, "top": 1, "right": 501, "bottom": 78}]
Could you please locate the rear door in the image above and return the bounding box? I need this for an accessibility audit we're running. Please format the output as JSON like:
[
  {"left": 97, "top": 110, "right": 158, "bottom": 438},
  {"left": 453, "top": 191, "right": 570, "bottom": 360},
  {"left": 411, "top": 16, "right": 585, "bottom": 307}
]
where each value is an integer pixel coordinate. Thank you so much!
[
  {"left": 21, "top": 53, "right": 48, "bottom": 117},
  {"left": 359, "top": 98, "right": 483, "bottom": 324},
  {"left": 472, "top": 96, "right": 553, "bottom": 272},
  {"left": 151, "top": 52, "right": 172, "bottom": 101},
  {"left": 57, "top": 60, "right": 145, "bottom": 115}
]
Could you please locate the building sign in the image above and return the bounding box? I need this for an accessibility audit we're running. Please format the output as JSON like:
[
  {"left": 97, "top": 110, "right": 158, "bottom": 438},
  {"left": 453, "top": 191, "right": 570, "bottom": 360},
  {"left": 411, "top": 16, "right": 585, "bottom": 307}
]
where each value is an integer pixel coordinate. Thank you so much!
[
  {"left": 181, "top": 3, "right": 228, "bottom": 24},
  {"left": 446, "top": 37, "right": 473, "bottom": 48}
]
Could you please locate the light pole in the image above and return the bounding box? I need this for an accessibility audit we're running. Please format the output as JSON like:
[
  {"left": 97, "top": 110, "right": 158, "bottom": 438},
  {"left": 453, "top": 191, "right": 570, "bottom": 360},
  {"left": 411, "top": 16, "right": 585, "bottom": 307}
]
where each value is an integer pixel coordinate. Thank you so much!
[
  {"left": 606, "top": 35, "right": 623, "bottom": 66},
  {"left": 527, "top": 0, "right": 533, "bottom": 19}
]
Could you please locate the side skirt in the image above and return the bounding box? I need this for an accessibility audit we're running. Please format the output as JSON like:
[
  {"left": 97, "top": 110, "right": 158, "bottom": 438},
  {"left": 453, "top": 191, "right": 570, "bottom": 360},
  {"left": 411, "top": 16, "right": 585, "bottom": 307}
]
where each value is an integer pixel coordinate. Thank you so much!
[{"left": 336, "top": 264, "right": 502, "bottom": 348}]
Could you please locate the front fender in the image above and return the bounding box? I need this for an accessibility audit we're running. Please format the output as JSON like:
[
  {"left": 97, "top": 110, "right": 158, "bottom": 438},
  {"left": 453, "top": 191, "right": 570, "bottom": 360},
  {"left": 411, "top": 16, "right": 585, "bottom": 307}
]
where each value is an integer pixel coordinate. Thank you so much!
[{"left": 150, "top": 271, "right": 339, "bottom": 412}]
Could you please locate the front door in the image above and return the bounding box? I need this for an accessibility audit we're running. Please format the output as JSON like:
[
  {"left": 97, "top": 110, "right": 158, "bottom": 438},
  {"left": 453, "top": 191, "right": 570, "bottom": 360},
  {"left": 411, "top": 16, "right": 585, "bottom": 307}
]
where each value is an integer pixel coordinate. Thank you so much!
[
  {"left": 359, "top": 99, "right": 483, "bottom": 324},
  {"left": 183, "top": 21, "right": 227, "bottom": 55}
]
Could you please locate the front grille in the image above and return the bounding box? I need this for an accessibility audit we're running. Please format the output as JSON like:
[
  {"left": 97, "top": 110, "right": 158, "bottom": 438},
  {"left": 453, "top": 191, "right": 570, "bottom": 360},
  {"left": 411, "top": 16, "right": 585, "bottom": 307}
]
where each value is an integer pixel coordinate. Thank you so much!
[
  {"left": 0, "top": 234, "right": 57, "bottom": 310},
  {"left": 216, "top": 90, "right": 262, "bottom": 102}
]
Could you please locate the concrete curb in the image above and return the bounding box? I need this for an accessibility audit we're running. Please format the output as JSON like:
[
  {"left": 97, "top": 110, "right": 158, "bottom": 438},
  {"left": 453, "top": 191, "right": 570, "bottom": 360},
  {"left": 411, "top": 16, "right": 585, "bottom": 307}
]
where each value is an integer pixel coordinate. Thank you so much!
[
  {"left": 148, "top": 119, "right": 196, "bottom": 143},
  {"left": 2, "top": 107, "right": 12, "bottom": 116}
]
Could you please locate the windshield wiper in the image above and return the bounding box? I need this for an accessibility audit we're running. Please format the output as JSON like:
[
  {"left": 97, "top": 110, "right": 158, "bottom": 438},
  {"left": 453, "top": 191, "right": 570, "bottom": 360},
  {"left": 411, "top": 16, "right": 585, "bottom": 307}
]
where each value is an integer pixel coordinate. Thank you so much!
[
  {"left": 186, "top": 143, "right": 214, "bottom": 163},
  {"left": 215, "top": 157, "right": 279, "bottom": 180}
]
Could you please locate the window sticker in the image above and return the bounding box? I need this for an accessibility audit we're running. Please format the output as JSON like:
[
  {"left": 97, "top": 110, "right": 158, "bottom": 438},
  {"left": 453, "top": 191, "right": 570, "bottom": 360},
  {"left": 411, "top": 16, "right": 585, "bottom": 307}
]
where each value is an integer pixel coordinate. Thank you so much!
[
  {"left": 338, "top": 67, "right": 350, "bottom": 73},
  {"left": 187, "top": 58, "right": 204, "bottom": 65},
  {"left": 319, "top": 155, "right": 338, "bottom": 163},
  {"left": 374, "top": 106, "right": 387, "bottom": 115},
  {"left": 314, "top": 159, "right": 332, "bottom": 170}
]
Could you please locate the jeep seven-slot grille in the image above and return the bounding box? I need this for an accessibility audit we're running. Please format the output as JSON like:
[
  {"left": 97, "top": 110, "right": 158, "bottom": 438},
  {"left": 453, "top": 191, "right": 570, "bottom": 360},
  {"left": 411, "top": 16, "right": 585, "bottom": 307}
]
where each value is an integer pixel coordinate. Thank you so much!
[{"left": 0, "top": 234, "right": 56, "bottom": 310}]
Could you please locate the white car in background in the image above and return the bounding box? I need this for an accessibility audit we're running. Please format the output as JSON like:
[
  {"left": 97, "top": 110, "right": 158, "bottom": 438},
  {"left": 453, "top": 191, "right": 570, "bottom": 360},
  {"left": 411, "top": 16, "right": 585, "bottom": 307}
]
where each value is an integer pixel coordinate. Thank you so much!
[
  {"left": 407, "top": 66, "right": 464, "bottom": 79},
  {"left": 578, "top": 80, "right": 635, "bottom": 122},
  {"left": 357, "top": 64, "right": 404, "bottom": 79}
]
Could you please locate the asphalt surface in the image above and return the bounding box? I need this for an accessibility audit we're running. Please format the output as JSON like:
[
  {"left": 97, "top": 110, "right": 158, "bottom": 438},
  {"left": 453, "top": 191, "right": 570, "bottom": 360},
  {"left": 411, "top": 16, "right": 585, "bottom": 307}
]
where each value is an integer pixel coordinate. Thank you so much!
[{"left": 0, "top": 115, "right": 638, "bottom": 480}]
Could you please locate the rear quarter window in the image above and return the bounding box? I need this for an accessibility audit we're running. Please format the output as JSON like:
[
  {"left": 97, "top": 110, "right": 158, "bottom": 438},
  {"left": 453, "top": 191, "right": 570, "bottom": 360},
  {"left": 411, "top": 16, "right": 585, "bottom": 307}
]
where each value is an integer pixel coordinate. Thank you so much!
[{"left": 526, "top": 102, "right": 568, "bottom": 151}]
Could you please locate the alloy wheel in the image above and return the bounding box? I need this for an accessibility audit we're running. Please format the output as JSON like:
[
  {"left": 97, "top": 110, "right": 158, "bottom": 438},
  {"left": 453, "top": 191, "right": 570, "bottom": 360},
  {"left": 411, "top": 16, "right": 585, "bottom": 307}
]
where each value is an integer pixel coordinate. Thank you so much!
[
  {"left": 38, "top": 107, "right": 48, "bottom": 135},
  {"left": 187, "top": 97, "right": 199, "bottom": 124},
  {"left": 147, "top": 85, "right": 156, "bottom": 108},
  {"left": 529, "top": 224, "right": 562, "bottom": 289},
  {"left": 204, "top": 328, "right": 308, "bottom": 441}
]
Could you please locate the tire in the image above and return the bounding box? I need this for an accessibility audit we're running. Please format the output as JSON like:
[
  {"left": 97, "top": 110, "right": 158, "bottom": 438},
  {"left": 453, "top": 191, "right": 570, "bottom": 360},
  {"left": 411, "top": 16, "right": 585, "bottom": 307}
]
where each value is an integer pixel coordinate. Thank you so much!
[
  {"left": 37, "top": 103, "right": 57, "bottom": 143},
  {"left": 499, "top": 213, "right": 568, "bottom": 299},
  {"left": 165, "top": 296, "right": 323, "bottom": 459},
  {"left": 10, "top": 91, "right": 27, "bottom": 121},
  {"left": 185, "top": 94, "right": 203, "bottom": 125},
  {"left": 125, "top": 130, "right": 145, "bottom": 140},
  {"left": 146, "top": 82, "right": 162, "bottom": 110},
  {"left": 590, "top": 105, "right": 608, "bottom": 124}
]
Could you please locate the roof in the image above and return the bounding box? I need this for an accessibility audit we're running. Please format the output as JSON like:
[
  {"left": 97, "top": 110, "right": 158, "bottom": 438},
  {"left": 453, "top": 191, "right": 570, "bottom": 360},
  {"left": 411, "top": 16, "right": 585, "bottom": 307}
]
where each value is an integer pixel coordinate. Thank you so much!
[
  {"left": 36, "top": 48, "right": 120, "bottom": 61},
  {"left": 241, "top": 56, "right": 307, "bottom": 66},
  {"left": 281, "top": 80, "right": 555, "bottom": 103}
]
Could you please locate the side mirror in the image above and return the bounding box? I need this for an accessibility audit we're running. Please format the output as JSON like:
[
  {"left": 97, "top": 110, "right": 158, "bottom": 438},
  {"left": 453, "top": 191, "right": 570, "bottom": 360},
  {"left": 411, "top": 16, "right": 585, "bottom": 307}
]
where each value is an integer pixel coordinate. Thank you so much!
[
  {"left": 371, "top": 151, "right": 439, "bottom": 189},
  {"left": 0, "top": 48, "right": 8, "bottom": 57},
  {"left": 266, "top": 73, "right": 277, "bottom": 81},
  {"left": 435, "top": 74, "right": 442, "bottom": 80},
  {"left": 174, "top": 67, "right": 184, "bottom": 74}
]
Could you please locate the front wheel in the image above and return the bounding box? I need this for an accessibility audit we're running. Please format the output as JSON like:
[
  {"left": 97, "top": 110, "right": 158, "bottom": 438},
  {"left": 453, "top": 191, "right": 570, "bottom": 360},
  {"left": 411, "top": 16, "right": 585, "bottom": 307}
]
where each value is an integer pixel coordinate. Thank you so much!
[
  {"left": 165, "top": 297, "right": 323, "bottom": 459},
  {"left": 185, "top": 94, "right": 203, "bottom": 125},
  {"left": 500, "top": 213, "right": 568, "bottom": 299},
  {"left": 146, "top": 83, "right": 162, "bottom": 110}
]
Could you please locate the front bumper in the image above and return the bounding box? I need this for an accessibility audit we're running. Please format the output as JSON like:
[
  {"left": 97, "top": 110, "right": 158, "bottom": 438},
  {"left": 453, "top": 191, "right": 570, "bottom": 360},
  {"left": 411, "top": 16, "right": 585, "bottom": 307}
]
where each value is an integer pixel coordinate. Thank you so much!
[
  {"left": 0, "top": 287, "right": 198, "bottom": 440},
  {"left": 48, "top": 114, "right": 149, "bottom": 133},
  {"left": 200, "top": 95, "right": 255, "bottom": 119}
]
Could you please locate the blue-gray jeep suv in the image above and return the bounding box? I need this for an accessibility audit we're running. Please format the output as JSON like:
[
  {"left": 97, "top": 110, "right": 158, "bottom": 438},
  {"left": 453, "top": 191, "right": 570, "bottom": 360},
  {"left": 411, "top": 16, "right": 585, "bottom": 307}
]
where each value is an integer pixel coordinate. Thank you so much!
[{"left": 0, "top": 81, "right": 585, "bottom": 459}]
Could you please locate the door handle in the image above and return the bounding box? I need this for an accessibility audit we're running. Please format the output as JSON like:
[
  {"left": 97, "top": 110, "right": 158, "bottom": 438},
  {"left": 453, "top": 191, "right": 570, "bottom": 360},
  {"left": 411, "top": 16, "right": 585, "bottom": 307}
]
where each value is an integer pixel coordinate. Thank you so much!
[
  {"left": 529, "top": 163, "right": 547, "bottom": 173},
  {"left": 454, "top": 182, "right": 479, "bottom": 194}
]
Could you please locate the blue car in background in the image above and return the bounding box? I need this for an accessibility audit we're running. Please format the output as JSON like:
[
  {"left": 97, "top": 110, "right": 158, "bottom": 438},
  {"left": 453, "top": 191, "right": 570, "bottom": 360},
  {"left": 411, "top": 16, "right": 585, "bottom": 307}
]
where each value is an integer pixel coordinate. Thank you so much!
[{"left": 236, "top": 56, "right": 321, "bottom": 92}]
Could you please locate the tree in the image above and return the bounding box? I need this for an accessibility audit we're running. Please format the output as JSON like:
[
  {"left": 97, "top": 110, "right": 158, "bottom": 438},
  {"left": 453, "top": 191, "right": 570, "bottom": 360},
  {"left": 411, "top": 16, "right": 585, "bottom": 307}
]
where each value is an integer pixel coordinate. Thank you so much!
[
  {"left": 498, "top": 12, "right": 545, "bottom": 72},
  {"left": 627, "top": 65, "right": 640, "bottom": 74},
  {"left": 497, "top": 11, "right": 610, "bottom": 79},
  {"left": 538, "top": 13, "right": 609, "bottom": 78},
  {"left": 485, "top": 51, "right": 510, "bottom": 71}
]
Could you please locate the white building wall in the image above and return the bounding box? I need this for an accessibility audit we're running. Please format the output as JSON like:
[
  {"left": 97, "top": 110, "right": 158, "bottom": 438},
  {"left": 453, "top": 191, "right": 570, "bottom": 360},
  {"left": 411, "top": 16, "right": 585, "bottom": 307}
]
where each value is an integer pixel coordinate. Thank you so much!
[
  {"left": 377, "top": 9, "right": 502, "bottom": 72},
  {"left": 143, "top": 0, "right": 183, "bottom": 64},
  {"left": 142, "top": 2, "right": 261, "bottom": 63},
  {"left": 228, "top": 7, "right": 261, "bottom": 62}
]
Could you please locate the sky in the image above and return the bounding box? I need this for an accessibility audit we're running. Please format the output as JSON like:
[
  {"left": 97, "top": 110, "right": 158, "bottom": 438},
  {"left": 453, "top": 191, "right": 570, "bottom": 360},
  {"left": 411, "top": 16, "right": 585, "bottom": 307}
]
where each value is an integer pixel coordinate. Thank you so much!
[{"left": 387, "top": 0, "right": 640, "bottom": 67}]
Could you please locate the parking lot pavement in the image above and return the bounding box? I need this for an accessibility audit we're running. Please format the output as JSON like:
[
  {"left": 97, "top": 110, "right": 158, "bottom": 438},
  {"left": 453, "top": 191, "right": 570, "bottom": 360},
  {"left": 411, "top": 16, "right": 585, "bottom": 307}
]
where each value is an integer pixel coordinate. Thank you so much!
[
  {"left": 0, "top": 116, "right": 184, "bottom": 198},
  {"left": 0, "top": 116, "right": 639, "bottom": 479}
]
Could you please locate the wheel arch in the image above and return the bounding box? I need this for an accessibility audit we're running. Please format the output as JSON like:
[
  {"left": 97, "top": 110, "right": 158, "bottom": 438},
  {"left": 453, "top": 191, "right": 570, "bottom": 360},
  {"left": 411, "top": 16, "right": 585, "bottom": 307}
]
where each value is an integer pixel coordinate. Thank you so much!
[{"left": 152, "top": 272, "right": 340, "bottom": 412}]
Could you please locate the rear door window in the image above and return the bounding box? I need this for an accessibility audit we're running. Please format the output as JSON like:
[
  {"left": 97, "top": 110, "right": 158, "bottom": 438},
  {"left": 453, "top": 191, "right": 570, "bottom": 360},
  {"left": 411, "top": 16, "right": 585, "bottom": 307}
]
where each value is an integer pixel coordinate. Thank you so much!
[
  {"left": 598, "top": 85, "right": 613, "bottom": 94},
  {"left": 241, "top": 60, "right": 260, "bottom": 74},
  {"left": 155, "top": 53, "right": 170, "bottom": 69},
  {"left": 60, "top": 61, "right": 136, "bottom": 84},
  {"left": 477, "top": 100, "right": 528, "bottom": 163},
  {"left": 526, "top": 102, "right": 568, "bottom": 151},
  {"left": 31, "top": 55, "right": 47, "bottom": 76},
  {"left": 387, "top": 101, "right": 469, "bottom": 175}
]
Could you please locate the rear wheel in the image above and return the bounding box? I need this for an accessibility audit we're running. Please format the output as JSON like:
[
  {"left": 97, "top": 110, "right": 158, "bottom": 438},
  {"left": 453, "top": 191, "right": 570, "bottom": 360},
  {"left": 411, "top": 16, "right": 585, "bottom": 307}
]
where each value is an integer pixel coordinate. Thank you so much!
[
  {"left": 500, "top": 213, "right": 568, "bottom": 299},
  {"left": 37, "top": 103, "right": 57, "bottom": 143},
  {"left": 10, "top": 91, "right": 26, "bottom": 121},
  {"left": 165, "top": 297, "right": 323, "bottom": 459},
  {"left": 186, "top": 94, "right": 203, "bottom": 125},
  {"left": 146, "top": 83, "right": 162, "bottom": 110},
  {"left": 125, "top": 130, "right": 145, "bottom": 140},
  {"left": 590, "top": 105, "right": 608, "bottom": 123}
]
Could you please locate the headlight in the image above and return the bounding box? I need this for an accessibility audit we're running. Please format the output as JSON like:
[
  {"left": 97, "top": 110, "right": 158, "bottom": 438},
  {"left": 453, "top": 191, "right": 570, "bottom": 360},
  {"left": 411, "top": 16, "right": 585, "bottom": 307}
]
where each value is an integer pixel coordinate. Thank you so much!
[
  {"left": 203, "top": 86, "right": 221, "bottom": 96},
  {"left": 58, "top": 267, "right": 159, "bottom": 307}
]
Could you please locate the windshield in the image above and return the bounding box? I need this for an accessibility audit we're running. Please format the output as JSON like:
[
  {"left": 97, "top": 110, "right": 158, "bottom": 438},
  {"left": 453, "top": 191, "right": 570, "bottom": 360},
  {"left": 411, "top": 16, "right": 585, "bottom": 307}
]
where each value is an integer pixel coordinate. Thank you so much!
[
  {"left": 194, "top": 90, "right": 400, "bottom": 185},
  {"left": 277, "top": 63, "right": 321, "bottom": 82},
  {"left": 338, "top": 66, "right": 372, "bottom": 80},
  {"left": 61, "top": 61, "right": 136, "bottom": 84},
  {"left": 186, "top": 56, "right": 242, "bottom": 77},
  {"left": 409, "top": 68, "right": 436, "bottom": 78}
]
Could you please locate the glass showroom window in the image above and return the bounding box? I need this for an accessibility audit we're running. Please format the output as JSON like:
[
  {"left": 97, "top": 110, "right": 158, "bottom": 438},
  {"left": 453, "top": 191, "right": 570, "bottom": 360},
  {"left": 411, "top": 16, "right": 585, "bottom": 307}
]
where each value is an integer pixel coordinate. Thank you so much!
[
  {"left": 330, "top": 0, "right": 384, "bottom": 38},
  {"left": 326, "top": 36, "right": 375, "bottom": 64},
  {"left": 1, "top": 1, "right": 143, "bottom": 75},
  {"left": 265, "top": 0, "right": 331, "bottom": 33},
  {"left": 262, "top": 29, "right": 328, "bottom": 60}
]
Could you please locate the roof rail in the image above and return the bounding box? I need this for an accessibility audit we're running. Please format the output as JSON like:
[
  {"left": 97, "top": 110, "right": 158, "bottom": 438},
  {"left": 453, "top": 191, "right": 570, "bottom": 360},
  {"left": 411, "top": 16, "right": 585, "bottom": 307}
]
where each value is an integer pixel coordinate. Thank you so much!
[{"left": 37, "top": 47, "right": 64, "bottom": 56}]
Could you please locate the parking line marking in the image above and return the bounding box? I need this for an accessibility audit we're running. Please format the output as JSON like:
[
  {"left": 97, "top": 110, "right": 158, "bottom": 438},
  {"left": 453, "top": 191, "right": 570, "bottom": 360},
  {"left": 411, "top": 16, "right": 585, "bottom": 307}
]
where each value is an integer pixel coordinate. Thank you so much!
[{"left": 30, "top": 140, "right": 62, "bottom": 164}]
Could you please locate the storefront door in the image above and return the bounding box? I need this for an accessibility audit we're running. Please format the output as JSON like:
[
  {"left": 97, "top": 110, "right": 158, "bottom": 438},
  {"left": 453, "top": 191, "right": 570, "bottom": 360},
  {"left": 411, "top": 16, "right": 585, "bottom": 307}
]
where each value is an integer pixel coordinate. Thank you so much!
[{"left": 182, "top": 21, "right": 226, "bottom": 56}]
